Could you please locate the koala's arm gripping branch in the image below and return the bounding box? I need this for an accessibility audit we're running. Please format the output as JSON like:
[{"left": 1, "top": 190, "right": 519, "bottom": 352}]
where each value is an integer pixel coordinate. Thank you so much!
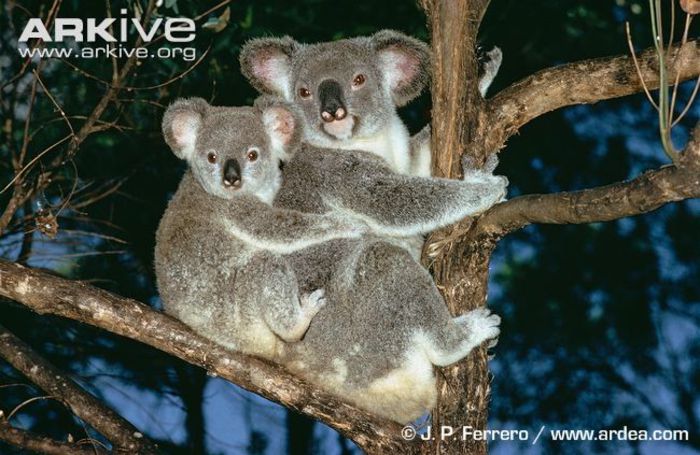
[
  {"left": 224, "top": 197, "right": 362, "bottom": 254},
  {"left": 322, "top": 173, "right": 504, "bottom": 237}
]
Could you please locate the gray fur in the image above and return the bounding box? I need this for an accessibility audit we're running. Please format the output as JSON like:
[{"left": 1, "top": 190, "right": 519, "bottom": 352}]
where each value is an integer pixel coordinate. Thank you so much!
[
  {"left": 241, "top": 32, "right": 503, "bottom": 178},
  {"left": 240, "top": 33, "right": 504, "bottom": 262},
  {"left": 273, "top": 145, "right": 504, "bottom": 422},
  {"left": 240, "top": 30, "right": 430, "bottom": 175},
  {"left": 238, "top": 33, "right": 509, "bottom": 422},
  {"left": 156, "top": 99, "right": 507, "bottom": 422},
  {"left": 155, "top": 99, "right": 365, "bottom": 358},
  {"left": 478, "top": 46, "right": 503, "bottom": 97}
]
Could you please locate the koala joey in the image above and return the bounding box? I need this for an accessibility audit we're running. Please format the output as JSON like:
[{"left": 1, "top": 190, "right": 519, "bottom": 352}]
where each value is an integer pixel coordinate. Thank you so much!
[
  {"left": 241, "top": 30, "right": 503, "bottom": 179},
  {"left": 154, "top": 98, "right": 367, "bottom": 360}
]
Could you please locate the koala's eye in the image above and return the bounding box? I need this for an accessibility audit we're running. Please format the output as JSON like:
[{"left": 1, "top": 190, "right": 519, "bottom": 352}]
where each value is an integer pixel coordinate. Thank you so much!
[
  {"left": 247, "top": 149, "right": 259, "bottom": 162},
  {"left": 207, "top": 152, "right": 217, "bottom": 163},
  {"left": 352, "top": 74, "right": 366, "bottom": 87},
  {"left": 298, "top": 87, "right": 311, "bottom": 99}
]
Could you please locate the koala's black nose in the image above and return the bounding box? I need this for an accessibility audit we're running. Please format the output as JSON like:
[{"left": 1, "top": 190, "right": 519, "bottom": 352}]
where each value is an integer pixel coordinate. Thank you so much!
[
  {"left": 223, "top": 159, "right": 242, "bottom": 188},
  {"left": 318, "top": 79, "right": 347, "bottom": 122}
]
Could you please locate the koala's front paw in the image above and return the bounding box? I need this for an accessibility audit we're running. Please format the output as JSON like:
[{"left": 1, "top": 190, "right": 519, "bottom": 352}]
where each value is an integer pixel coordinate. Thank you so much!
[
  {"left": 478, "top": 46, "right": 503, "bottom": 97},
  {"left": 301, "top": 289, "right": 327, "bottom": 318},
  {"left": 456, "top": 307, "right": 501, "bottom": 347},
  {"left": 492, "top": 175, "right": 509, "bottom": 203},
  {"left": 460, "top": 155, "right": 508, "bottom": 205}
]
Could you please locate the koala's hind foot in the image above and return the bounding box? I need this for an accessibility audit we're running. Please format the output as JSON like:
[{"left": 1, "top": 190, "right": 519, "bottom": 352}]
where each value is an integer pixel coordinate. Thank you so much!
[
  {"left": 269, "top": 289, "right": 327, "bottom": 343},
  {"left": 422, "top": 308, "right": 501, "bottom": 367}
]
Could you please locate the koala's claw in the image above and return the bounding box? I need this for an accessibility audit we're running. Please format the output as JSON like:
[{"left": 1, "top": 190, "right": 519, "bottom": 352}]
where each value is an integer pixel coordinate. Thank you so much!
[
  {"left": 457, "top": 307, "right": 501, "bottom": 347},
  {"left": 478, "top": 46, "right": 503, "bottom": 97},
  {"left": 301, "top": 289, "right": 327, "bottom": 316}
]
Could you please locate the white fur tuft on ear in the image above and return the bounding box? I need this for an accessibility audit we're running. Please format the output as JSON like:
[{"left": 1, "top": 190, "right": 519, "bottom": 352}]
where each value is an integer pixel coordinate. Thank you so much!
[
  {"left": 378, "top": 47, "right": 420, "bottom": 93},
  {"left": 262, "top": 106, "right": 298, "bottom": 161},
  {"left": 162, "top": 98, "right": 209, "bottom": 161},
  {"left": 240, "top": 37, "right": 299, "bottom": 101},
  {"left": 252, "top": 56, "right": 293, "bottom": 100},
  {"left": 372, "top": 30, "right": 430, "bottom": 107},
  {"left": 170, "top": 113, "right": 200, "bottom": 160}
]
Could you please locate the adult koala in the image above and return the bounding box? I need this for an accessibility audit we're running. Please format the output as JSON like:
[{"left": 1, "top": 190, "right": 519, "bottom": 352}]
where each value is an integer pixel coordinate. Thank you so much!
[
  {"left": 240, "top": 30, "right": 502, "bottom": 177},
  {"left": 269, "top": 115, "right": 505, "bottom": 422},
  {"left": 240, "top": 31, "right": 502, "bottom": 259},
  {"left": 238, "top": 33, "right": 508, "bottom": 421}
]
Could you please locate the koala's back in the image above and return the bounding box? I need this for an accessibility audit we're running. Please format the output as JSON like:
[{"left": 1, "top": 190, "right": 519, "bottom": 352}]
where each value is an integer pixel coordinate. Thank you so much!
[{"left": 275, "top": 144, "right": 394, "bottom": 212}]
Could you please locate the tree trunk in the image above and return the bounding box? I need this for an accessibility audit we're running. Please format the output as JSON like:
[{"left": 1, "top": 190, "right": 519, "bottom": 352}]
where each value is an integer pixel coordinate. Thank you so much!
[{"left": 421, "top": 1, "right": 495, "bottom": 454}]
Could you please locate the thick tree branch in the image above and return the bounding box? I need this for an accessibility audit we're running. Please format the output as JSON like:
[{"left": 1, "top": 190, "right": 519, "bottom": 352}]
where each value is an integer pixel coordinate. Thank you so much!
[
  {"left": 486, "top": 40, "right": 700, "bottom": 151},
  {"left": 0, "top": 323, "right": 158, "bottom": 454},
  {"left": 0, "top": 261, "right": 413, "bottom": 455},
  {"left": 0, "top": 422, "right": 102, "bottom": 455},
  {"left": 477, "top": 124, "right": 700, "bottom": 236}
]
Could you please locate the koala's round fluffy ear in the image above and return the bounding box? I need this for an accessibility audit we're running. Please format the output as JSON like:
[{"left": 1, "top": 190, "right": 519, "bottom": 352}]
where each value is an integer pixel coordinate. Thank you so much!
[
  {"left": 162, "top": 98, "right": 209, "bottom": 161},
  {"left": 256, "top": 97, "right": 301, "bottom": 161},
  {"left": 371, "top": 30, "right": 431, "bottom": 107},
  {"left": 240, "top": 37, "right": 300, "bottom": 99}
]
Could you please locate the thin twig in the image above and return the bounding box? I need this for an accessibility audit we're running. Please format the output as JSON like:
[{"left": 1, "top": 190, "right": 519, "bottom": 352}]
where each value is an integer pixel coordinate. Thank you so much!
[
  {"left": 33, "top": 70, "right": 76, "bottom": 139},
  {"left": 671, "top": 75, "right": 700, "bottom": 127},
  {"left": 625, "top": 22, "right": 659, "bottom": 109},
  {"left": 0, "top": 134, "right": 72, "bottom": 194},
  {"left": 670, "top": 14, "right": 694, "bottom": 121},
  {"left": 7, "top": 395, "right": 57, "bottom": 422}
]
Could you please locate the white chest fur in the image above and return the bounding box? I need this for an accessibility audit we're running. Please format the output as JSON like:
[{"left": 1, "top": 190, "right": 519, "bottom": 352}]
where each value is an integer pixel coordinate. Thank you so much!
[{"left": 333, "top": 114, "right": 412, "bottom": 175}]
